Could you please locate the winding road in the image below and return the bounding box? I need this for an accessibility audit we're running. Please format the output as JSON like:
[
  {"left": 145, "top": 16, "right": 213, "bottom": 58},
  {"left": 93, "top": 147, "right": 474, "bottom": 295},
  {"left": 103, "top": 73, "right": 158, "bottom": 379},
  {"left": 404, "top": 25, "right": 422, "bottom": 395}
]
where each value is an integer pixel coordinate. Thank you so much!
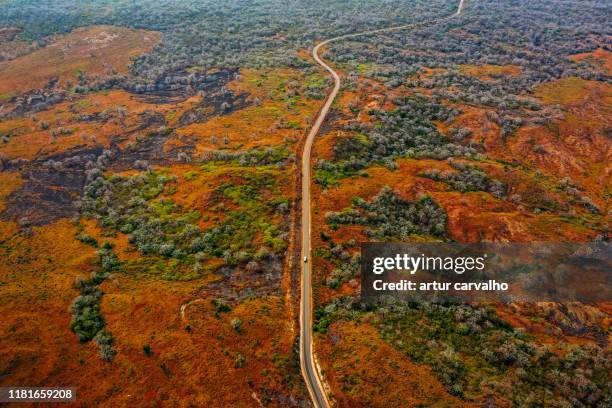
[{"left": 299, "top": 1, "right": 465, "bottom": 406}]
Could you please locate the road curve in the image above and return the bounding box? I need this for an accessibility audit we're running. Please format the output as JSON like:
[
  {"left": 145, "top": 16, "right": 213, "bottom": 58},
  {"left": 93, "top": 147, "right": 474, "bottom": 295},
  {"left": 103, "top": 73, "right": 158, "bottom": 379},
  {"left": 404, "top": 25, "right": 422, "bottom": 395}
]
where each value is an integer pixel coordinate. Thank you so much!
[{"left": 299, "top": 1, "right": 465, "bottom": 407}]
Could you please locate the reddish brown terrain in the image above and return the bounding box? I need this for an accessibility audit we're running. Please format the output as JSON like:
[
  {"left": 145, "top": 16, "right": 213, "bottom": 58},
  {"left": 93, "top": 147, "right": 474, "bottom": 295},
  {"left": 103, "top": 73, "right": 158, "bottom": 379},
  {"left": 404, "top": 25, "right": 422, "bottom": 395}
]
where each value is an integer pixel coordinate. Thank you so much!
[
  {"left": 0, "top": 0, "right": 609, "bottom": 407},
  {"left": 0, "top": 24, "right": 325, "bottom": 406}
]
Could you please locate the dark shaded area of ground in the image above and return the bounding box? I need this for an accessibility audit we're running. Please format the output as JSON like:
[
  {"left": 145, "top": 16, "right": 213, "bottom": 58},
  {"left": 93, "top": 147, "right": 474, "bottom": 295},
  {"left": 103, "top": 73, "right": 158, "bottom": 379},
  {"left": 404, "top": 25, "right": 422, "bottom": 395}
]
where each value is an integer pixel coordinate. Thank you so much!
[
  {"left": 203, "top": 255, "right": 284, "bottom": 301},
  {"left": 128, "top": 68, "right": 242, "bottom": 105},
  {"left": 179, "top": 89, "right": 251, "bottom": 126},
  {"left": 1, "top": 146, "right": 102, "bottom": 226}
]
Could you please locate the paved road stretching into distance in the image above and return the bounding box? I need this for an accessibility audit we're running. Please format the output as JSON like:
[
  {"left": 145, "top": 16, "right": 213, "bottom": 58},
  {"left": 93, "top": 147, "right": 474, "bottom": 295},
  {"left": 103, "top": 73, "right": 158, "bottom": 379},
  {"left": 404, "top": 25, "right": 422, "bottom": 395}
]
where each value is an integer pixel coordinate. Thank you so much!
[{"left": 299, "top": 1, "right": 465, "bottom": 406}]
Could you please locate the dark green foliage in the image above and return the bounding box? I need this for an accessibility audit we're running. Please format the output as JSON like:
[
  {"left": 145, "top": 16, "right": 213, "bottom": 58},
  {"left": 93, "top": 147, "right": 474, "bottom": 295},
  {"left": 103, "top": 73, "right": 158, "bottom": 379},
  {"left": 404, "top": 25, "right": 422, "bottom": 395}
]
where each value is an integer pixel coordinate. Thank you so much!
[
  {"left": 313, "top": 308, "right": 333, "bottom": 334},
  {"left": 212, "top": 299, "right": 232, "bottom": 316},
  {"left": 75, "top": 233, "right": 98, "bottom": 247},
  {"left": 332, "top": 135, "right": 370, "bottom": 161},
  {"left": 99, "top": 243, "right": 120, "bottom": 274},
  {"left": 70, "top": 290, "right": 105, "bottom": 342},
  {"left": 326, "top": 186, "right": 447, "bottom": 239},
  {"left": 234, "top": 353, "right": 246, "bottom": 368},
  {"left": 70, "top": 244, "right": 119, "bottom": 360},
  {"left": 143, "top": 344, "right": 153, "bottom": 356}
]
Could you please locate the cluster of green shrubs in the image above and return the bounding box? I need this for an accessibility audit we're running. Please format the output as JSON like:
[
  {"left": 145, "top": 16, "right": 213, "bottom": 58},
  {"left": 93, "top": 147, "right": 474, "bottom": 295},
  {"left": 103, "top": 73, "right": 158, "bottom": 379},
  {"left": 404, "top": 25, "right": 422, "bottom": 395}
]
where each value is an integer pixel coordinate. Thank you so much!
[
  {"left": 80, "top": 169, "right": 289, "bottom": 275},
  {"left": 316, "top": 236, "right": 360, "bottom": 289},
  {"left": 420, "top": 159, "right": 506, "bottom": 199},
  {"left": 303, "top": 74, "right": 330, "bottom": 100},
  {"left": 75, "top": 233, "right": 98, "bottom": 247},
  {"left": 316, "top": 297, "right": 611, "bottom": 406},
  {"left": 70, "top": 242, "right": 119, "bottom": 361},
  {"left": 315, "top": 96, "right": 480, "bottom": 187},
  {"left": 214, "top": 173, "right": 290, "bottom": 260},
  {"left": 326, "top": 254, "right": 360, "bottom": 290},
  {"left": 326, "top": 186, "right": 447, "bottom": 239},
  {"left": 200, "top": 146, "right": 292, "bottom": 167}
]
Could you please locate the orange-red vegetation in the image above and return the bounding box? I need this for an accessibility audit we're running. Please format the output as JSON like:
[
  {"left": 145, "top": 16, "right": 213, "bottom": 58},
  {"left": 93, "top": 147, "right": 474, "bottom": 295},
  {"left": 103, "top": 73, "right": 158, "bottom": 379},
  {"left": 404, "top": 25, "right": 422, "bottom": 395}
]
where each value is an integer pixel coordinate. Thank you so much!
[
  {"left": 317, "top": 321, "right": 467, "bottom": 407},
  {"left": 569, "top": 48, "right": 612, "bottom": 75},
  {"left": 0, "top": 27, "right": 38, "bottom": 66},
  {"left": 534, "top": 76, "right": 607, "bottom": 106},
  {"left": 0, "top": 63, "right": 310, "bottom": 405},
  {"left": 166, "top": 163, "right": 295, "bottom": 232},
  {"left": 0, "top": 218, "right": 301, "bottom": 406},
  {"left": 524, "top": 79, "right": 609, "bottom": 203},
  {"left": 0, "top": 220, "right": 99, "bottom": 395},
  {"left": 0, "top": 90, "right": 200, "bottom": 160},
  {"left": 173, "top": 68, "right": 323, "bottom": 155},
  {"left": 449, "top": 78, "right": 610, "bottom": 208},
  {"left": 460, "top": 64, "right": 521, "bottom": 80},
  {"left": 0, "top": 25, "right": 161, "bottom": 96},
  {"left": 0, "top": 171, "right": 23, "bottom": 212},
  {"left": 310, "top": 153, "right": 602, "bottom": 301},
  {"left": 80, "top": 219, "right": 141, "bottom": 262},
  {"left": 96, "top": 280, "right": 300, "bottom": 406},
  {"left": 492, "top": 302, "right": 611, "bottom": 350}
]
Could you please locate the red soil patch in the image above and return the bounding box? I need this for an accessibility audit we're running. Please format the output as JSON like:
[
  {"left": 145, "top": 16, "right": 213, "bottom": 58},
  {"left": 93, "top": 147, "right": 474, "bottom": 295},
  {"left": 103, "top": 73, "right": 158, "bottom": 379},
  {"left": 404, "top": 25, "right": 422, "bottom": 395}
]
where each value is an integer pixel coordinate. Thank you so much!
[
  {"left": 450, "top": 79, "right": 610, "bottom": 208},
  {"left": 0, "top": 216, "right": 304, "bottom": 406},
  {"left": 492, "top": 302, "right": 610, "bottom": 350},
  {"left": 310, "top": 155, "right": 601, "bottom": 301}
]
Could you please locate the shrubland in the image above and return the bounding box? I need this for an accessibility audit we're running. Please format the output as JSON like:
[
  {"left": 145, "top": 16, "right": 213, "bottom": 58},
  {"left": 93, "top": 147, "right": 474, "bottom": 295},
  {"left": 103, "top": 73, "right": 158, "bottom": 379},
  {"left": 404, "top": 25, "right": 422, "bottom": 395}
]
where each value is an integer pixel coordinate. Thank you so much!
[
  {"left": 0, "top": 0, "right": 609, "bottom": 406},
  {"left": 315, "top": 298, "right": 611, "bottom": 406}
]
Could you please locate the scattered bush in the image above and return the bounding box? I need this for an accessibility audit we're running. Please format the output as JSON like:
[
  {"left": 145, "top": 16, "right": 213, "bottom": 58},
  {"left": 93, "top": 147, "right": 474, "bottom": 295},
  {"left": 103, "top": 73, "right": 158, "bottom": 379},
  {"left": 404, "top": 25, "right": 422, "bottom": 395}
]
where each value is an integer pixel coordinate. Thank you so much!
[
  {"left": 326, "top": 186, "right": 447, "bottom": 239},
  {"left": 70, "top": 243, "right": 119, "bottom": 360},
  {"left": 143, "top": 344, "right": 153, "bottom": 356},
  {"left": 421, "top": 160, "right": 506, "bottom": 199}
]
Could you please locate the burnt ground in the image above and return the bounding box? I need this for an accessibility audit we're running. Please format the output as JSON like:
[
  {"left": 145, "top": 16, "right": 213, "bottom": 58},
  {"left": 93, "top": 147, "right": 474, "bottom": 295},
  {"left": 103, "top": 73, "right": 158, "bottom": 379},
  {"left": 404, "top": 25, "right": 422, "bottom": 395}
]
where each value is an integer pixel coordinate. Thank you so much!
[
  {"left": 0, "top": 79, "right": 69, "bottom": 119},
  {"left": 0, "top": 63, "right": 285, "bottom": 312},
  {"left": 1, "top": 146, "right": 102, "bottom": 226},
  {"left": 203, "top": 255, "right": 284, "bottom": 302},
  {"left": 127, "top": 68, "right": 243, "bottom": 105},
  {"left": 0, "top": 66, "right": 256, "bottom": 226},
  {"left": 257, "top": 386, "right": 303, "bottom": 407},
  {"left": 318, "top": 108, "right": 345, "bottom": 137},
  {"left": 178, "top": 88, "right": 251, "bottom": 126},
  {"left": 128, "top": 66, "right": 252, "bottom": 124},
  {"left": 0, "top": 129, "right": 188, "bottom": 227},
  {"left": 0, "top": 127, "right": 175, "bottom": 226}
]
